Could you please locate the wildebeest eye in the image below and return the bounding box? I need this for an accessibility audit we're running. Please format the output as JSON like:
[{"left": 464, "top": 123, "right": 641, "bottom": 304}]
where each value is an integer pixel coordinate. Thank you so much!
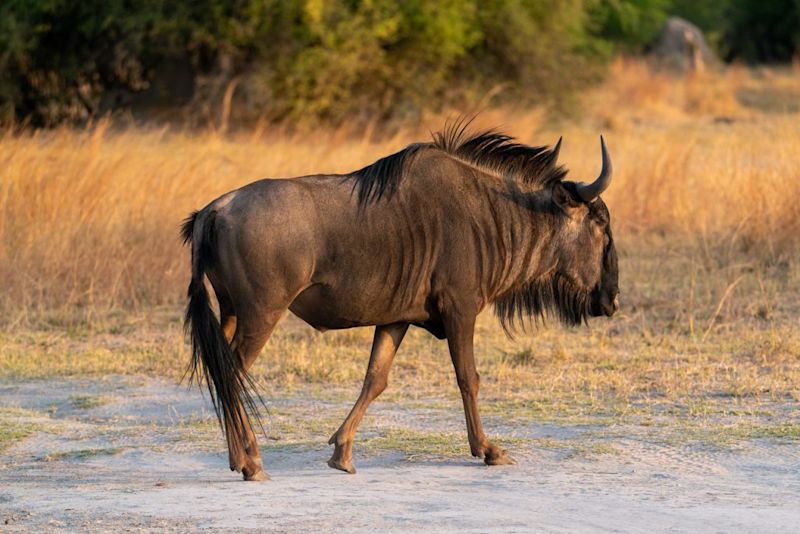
[
  {"left": 592, "top": 211, "right": 608, "bottom": 226},
  {"left": 592, "top": 204, "right": 610, "bottom": 226}
]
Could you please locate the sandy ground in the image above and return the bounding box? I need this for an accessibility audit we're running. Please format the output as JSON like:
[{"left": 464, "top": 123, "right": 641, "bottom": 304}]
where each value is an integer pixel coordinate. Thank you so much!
[{"left": 1, "top": 378, "right": 798, "bottom": 533}]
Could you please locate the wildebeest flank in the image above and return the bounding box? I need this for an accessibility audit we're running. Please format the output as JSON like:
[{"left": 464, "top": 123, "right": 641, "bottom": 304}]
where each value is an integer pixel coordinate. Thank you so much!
[{"left": 182, "top": 120, "right": 619, "bottom": 480}]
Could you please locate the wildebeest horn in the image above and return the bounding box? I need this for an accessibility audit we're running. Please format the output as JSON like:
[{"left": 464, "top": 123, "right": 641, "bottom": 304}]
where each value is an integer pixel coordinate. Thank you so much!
[
  {"left": 575, "top": 136, "right": 612, "bottom": 202},
  {"left": 551, "top": 136, "right": 562, "bottom": 161}
]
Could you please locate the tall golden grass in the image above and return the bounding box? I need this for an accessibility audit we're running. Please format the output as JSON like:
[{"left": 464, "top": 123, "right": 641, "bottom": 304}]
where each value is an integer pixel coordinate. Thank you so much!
[{"left": 1, "top": 60, "right": 799, "bottom": 324}]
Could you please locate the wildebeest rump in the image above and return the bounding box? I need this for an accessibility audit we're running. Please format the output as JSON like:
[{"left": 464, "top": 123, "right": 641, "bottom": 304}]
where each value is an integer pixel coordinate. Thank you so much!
[{"left": 182, "top": 121, "right": 619, "bottom": 480}]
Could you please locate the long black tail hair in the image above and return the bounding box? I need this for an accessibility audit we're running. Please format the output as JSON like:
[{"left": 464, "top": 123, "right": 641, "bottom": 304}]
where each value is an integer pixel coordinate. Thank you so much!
[{"left": 181, "top": 210, "right": 263, "bottom": 462}]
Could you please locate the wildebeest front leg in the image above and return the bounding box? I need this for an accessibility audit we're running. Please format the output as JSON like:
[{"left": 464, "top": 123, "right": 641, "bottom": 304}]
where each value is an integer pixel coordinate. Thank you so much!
[
  {"left": 445, "top": 312, "right": 514, "bottom": 466},
  {"left": 328, "top": 322, "right": 409, "bottom": 474}
]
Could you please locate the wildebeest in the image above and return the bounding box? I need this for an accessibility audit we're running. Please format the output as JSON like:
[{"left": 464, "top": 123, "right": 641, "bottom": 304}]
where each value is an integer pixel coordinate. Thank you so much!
[{"left": 182, "top": 121, "right": 619, "bottom": 481}]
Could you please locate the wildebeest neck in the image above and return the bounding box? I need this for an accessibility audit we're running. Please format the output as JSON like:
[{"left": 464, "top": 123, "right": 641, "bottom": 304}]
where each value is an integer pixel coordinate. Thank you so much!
[{"left": 478, "top": 178, "right": 565, "bottom": 308}]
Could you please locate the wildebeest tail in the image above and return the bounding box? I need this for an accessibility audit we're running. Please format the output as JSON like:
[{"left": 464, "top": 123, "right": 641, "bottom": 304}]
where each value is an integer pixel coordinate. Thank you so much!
[
  {"left": 182, "top": 209, "right": 264, "bottom": 462},
  {"left": 180, "top": 211, "right": 198, "bottom": 246}
]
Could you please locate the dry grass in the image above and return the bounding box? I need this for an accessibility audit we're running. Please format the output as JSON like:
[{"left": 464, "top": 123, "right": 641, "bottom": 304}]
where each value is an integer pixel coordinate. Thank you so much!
[{"left": 1, "top": 60, "right": 798, "bottom": 425}]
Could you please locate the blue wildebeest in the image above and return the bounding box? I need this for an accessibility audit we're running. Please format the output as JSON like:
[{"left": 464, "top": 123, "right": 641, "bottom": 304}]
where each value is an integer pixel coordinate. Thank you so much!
[{"left": 182, "top": 121, "right": 619, "bottom": 480}]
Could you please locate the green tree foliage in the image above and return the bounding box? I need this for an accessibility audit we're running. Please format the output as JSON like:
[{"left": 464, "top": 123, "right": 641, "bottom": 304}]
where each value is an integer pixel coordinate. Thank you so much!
[
  {"left": 0, "top": 0, "right": 191, "bottom": 124},
  {"left": 722, "top": 0, "right": 800, "bottom": 62},
  {"left": 591, "top": 0, "right": 671, "bottom": 50},
  {"left": 669, "top": 0, "right": 800, "bottom": 62},
  {"left": 0, "top": 0, "right": 797, "bottom": 126},
  {"left": 273, "top": 0, "right": 483, "bottom": 120}
]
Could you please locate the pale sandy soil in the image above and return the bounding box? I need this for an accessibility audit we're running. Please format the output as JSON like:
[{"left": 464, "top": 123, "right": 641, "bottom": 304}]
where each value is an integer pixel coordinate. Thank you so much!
[{"left": 1, "top": 378, "right": 798, "bottom": 533}]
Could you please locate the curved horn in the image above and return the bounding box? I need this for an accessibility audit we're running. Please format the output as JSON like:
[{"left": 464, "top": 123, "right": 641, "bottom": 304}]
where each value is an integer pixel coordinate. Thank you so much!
[{"left": 575, "top": 136, "right": 612, "bottom": 202}]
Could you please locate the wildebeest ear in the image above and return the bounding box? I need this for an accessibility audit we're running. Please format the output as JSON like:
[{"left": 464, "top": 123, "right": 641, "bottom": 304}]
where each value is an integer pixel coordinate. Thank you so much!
[{"left": 552, "top": 182, "right": 581, "bottom": 211}]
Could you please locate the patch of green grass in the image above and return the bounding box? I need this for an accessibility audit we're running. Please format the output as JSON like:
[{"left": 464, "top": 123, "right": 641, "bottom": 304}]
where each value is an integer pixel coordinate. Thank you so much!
[
  {"left": 42, "top": 447, "right": 126, "bottom": 462},
  {"left": 262, "top": 409, "right": 342, "bottom": 446},
  {"left": 361, "top": 428, "right": 468, "bottom": 458},
  {"left": 361, "top": 427, "right": 524, "bottom": 460},
  {"left": 483, "top": 397, "right": 628, "bottom": 426},
  {"left": 0, "top": 422, "right": 37, "bottom": 452},
  {"left": 0, "top": 406, "right": 45, "bottom": 418},
  {"left": 706, "top": 422, "right": 800, "bottom": 444},
  {"left": 635, "top": 416, "right": 800, "bottom": 449},
  {"left": 527, "top": 437, "right": 622, "bottom": 459},
  {"left": 754, "top": 424, "right": 800, "bottom": 440},
  {"left": 174, "top": 416, "right": 218, "bottom": 430},
  {"left": 69, "top": 394, "right": 109, "bottom": 410},
  {"left": 0, "top": 407, "right": 51, "bottom": 452},
  {"left": 588, "top": 442, "right": 621, "bottom": 455},
  {"left": 169, "top": 403, "right": 345, "bottom": 451}
]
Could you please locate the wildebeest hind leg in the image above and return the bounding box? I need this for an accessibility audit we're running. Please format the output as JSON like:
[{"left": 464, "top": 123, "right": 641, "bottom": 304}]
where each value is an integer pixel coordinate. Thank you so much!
[
  {"left": 227, "top": 310, "right": 284, "bottom": 481},
  {"left": 217, "top": 293, "right": 237, "bottom": 343},
  {"left": 328, "top": 323, "right": 409, "bottom": 474}
]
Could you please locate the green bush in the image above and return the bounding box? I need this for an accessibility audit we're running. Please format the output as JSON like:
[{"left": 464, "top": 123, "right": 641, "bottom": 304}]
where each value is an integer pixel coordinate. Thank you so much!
[
  {"left": 590, "top": 0, "right": 671, "bottom": 51},
  {"left": 722, "top": 0, "right": 800, "bottom": 62},
  {"left": 0, "top": 0, "right": 797, "bottom": 126}
]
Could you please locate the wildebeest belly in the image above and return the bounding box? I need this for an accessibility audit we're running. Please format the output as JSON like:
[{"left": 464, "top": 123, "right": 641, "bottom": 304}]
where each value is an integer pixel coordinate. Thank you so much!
[{"left": 289, "top": 281, "right": 429, "bottom": 331}]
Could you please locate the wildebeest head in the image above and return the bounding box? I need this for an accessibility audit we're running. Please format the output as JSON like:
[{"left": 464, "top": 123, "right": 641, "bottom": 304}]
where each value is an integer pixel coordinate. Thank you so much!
[{"left": 548, "top": 137, "right": 619, "bottom": 319}]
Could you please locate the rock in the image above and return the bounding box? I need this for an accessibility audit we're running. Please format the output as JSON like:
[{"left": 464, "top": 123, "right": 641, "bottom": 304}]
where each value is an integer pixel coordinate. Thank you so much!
[{"left": 648, "top": 17, "right": 718, "bottom": 73}]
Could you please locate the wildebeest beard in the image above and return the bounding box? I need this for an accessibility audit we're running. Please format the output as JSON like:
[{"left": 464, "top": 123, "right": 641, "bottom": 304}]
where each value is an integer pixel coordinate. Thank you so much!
[{"left": 493, "top": 271, "right": 591, "bottom": 335}]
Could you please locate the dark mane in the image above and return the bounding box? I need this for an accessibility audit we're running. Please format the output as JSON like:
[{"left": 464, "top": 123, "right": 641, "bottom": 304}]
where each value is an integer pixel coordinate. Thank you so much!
[
  {"left": 350, "top": 143, "right": 425, "bottom": 206},
  {"left": 349, "top": 119, "right": 565, "bottom": 206},
  {"left": 432, "top": 119, "right": 567, "bottom": 188}
]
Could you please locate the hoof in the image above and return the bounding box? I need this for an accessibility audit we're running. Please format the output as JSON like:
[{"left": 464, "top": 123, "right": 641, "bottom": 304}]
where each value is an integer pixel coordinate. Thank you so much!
[
  {"left": 327, "top": 457, "right": 356, "bottom": 474},
  {"left": 243, "top": 469, "right": 271, "bottom": 481},
  {"left": 484, "top": 446, "right": 516, "bottom": 466}
]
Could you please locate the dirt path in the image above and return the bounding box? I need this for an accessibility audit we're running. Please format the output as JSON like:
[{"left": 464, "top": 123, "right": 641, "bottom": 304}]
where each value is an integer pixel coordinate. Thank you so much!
[{"left": 1, "top": 378, "right": 798, "bottom": 532}]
